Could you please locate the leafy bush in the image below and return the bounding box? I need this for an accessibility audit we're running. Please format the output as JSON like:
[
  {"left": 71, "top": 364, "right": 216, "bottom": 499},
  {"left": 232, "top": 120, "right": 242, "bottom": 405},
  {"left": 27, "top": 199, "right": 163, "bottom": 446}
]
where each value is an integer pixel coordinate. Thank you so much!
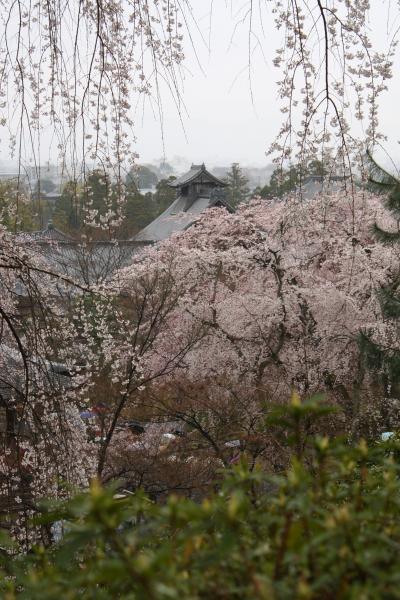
[{"left": 2, "top": 397, "right": 400, "bottom": 599}]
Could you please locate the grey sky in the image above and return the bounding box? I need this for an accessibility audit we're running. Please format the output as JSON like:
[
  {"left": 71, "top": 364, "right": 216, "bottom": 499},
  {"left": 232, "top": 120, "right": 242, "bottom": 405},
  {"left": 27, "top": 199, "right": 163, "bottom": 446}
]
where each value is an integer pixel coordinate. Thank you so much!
[
  {"left": 135, "top": 1, "right": 283, "bottom": 167},
  {"left": 135, "top": 1, "right": 400, "bottom": 169},
  {"left": 0, "top": 1, "right": 398, "bottom": 173}
]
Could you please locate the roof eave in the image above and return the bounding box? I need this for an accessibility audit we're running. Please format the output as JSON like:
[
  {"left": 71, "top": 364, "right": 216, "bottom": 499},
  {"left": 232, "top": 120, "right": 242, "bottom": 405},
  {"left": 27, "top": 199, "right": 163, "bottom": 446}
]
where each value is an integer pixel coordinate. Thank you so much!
[{"left": 168, "top": 168, "right": 227, "bottom": 189}]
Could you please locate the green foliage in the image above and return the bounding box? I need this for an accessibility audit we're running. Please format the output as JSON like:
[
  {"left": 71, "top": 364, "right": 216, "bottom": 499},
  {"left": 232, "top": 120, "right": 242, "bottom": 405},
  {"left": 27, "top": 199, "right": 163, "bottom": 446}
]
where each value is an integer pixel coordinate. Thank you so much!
[
  {"left": 376, "top": 283, "right": 400, "bottom": 319},
  {"left": 307, "top": 160, "right": 327, "bottom": 178},
  {"left": 121, "top": 180, "right": 157, "bottom": 237},
  {"left": 259, "top": 160, "right": 326, "bottom": 199},
  {"left": 85, "top": 170, "right": 112, "bottom": 218},
  {"left": 366, "top": 149, "right": 400, "bottom": 244},
  {"left": 153, "top": 176, "right": 177, "bottom": 214},
  {"left": 53, "top": 174, "right": 157, "bottom": 237},
  {"left": 259, "top": 165, "right": 300, "bottom": 199},
  {"left": 362, "top": 151, "right": 400, "bottom": 392},
  {"left": 3, "top": 397, "right": 400, "bottom": 599},
  {"left": 53, "top": 180, "right": 82, "bottom": 231},
  {"left": 224, "top": 163, "right": 249, "bottom": 207},
  {"left": 54, "top": 171, "right": 111, "bottom": 232},
  {"left": 0, "top": 181, "right": 36, "bottom": 232},
  {"left": 35, "top": 179, "right": 56, "bottom": 194}
]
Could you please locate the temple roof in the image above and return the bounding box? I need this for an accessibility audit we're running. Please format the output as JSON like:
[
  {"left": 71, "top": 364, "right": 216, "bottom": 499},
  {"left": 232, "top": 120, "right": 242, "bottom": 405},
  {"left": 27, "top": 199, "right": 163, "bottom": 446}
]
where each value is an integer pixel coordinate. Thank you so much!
[
  {"left": 19, "top": 221, "right": 74, "bottom": 243},
  {"left": 168, "top": 163, "right": 227, "bottom": 189},
  {"left": 0, "top": 345, "right": 72, "bottom": 404},
  {"left": 134, "top": 193, "right": 232, "bottom": 243}
]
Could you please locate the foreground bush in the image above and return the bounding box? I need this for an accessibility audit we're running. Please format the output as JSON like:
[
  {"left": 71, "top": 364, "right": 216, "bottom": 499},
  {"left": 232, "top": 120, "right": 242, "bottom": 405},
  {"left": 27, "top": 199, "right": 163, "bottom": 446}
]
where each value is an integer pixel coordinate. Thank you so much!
[{"left": 2, "top": 398, "right": 400, "bottom": 599}]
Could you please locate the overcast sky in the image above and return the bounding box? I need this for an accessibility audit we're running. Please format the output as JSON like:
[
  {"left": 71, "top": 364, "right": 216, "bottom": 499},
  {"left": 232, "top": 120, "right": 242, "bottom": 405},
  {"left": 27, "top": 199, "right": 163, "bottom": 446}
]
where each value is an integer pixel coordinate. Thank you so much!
[
  {"left": 0, "top": 1, "right": 398, "bottom": 173},
  {"left": 135, "top": 0, "right": 400, "bottom": 169},
  {"left": 135, "top": 1, "right": 283, "bottom": 167}
]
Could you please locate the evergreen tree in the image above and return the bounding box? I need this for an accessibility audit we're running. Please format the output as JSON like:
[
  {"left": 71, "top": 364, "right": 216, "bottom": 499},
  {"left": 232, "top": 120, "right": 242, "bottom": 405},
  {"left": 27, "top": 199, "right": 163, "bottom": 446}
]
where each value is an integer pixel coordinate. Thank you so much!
[
  {"left": 154, "top": 176, "right": 177, "bottom": 214},
  {"left": 53, "top": 180, "right": 82, "bottom": 231},
  {"left": 0, "top": 181, "right": 36, "bottom": 232},
  {"left": 259, "top": 160, "right": 326, "bottom": 199},
  {"left": 362, "top": 150, "right": 400, "bottom": 396},
  {"left": 34, "top": 178, "right": 56, "bottom": 194},
  {"left": 367, "top": 150, "right": 400, "bottom": 245},
  {"left": 307, "top": 159, "right": 327, "bottom": 177},
  {"left": 260, "top": 165, "right": 300, "bottom": 199},
  {"left": 224, "top": 163, "right": 249, "bottom": 207},
  {"left": 122, "top": 180, "right": 157, "bottom": 237},
  {"left": 84, "top": 169, "right": 111, "bottom": 217}
]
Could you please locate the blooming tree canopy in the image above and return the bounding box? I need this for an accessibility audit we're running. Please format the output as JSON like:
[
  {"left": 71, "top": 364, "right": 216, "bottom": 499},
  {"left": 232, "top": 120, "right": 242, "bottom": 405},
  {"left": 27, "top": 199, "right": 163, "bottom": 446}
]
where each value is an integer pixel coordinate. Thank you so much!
[{"left": 114, "top": 190, "right": 400, "bottom": 441}]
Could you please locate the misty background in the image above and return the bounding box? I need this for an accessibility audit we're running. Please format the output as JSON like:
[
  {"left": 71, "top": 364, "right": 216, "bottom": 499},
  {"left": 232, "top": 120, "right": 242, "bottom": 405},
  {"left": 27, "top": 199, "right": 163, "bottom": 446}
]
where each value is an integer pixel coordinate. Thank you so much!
[{"left": 0, "top": 0, "right": 399, "bottom": 184}]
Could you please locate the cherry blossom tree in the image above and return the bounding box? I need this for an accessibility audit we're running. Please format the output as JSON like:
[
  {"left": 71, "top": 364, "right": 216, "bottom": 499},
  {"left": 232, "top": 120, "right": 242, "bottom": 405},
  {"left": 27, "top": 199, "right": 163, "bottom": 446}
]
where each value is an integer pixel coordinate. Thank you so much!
[
  {"left": 3, "top": 184, "right": 399, "bottom": 534},
  {"left": 0, "top": 0, "right": 399, "bottom": 545},
  {"left": 0, "top": 0, "right": 192, "bottom": 546},
  {"left": 109, "top": 189, "right": 400, "bottom": 482},
  {"left": 0, "top": 226, "right": 100, "bottom": 548},
  {"left": 0, "top": 0, "right": 190, "bottom": 235}
]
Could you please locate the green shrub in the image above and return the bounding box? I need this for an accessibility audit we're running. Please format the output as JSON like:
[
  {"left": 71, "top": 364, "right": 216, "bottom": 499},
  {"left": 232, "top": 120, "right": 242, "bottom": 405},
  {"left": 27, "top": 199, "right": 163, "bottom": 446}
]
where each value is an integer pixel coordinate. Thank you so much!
[{"left": 2, "top": 396, "right": 400, "bottom": 599}]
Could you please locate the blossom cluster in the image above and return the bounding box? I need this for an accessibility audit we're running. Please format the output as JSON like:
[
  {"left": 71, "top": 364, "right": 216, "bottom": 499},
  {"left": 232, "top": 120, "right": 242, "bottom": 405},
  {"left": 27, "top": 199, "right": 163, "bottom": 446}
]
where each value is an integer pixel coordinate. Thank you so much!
[{"left": 117, "top": 190, "right": 400, "bottom": 429}]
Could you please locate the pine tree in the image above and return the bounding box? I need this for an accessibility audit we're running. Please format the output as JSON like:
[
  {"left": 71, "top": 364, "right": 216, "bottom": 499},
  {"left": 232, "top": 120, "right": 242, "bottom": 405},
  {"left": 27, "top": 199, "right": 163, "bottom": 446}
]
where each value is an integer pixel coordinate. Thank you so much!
[
  {"left": 259, "top": 160, "right": 326, "bottom": 199},
  {"left": 362, "top": 150, "right": 400, "bottom": 398},
  {"left": 260, "top": 165, "right": 300, "bottom": 199},
  {"left": 123, "top": 180, "right": 157, "bottom": 236},
  {"left": 53, "top": 180, "right": 82, "bottom": 231},
  {"left": 365, "top": 151, "right": 400, "bottom": 319},
  {"left": 367, "top": 149, "right": 400, "bottom": 245},
  {"left": 224, "top": 163, "right": 249, "bottom": 208},
  {"left": 154, "top": 176, "right": 177, "bottom": 214}
]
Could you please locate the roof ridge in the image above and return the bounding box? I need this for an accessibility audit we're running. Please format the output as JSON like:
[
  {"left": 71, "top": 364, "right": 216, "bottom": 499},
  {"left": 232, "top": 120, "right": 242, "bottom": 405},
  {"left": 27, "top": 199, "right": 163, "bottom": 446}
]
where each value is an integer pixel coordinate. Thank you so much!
[{"left": 168, "top": 164, "right": 227, "bottom": 189}]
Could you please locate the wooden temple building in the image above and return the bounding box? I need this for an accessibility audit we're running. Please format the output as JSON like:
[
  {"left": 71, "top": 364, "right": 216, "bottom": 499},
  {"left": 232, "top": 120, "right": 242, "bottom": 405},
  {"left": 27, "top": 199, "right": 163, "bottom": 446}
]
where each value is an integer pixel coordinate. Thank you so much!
[
  {"left": 15, "top": 164, "right": 232, "bottom": 286},
  {"left": 133, "top": 163, "right": 232, "bottom": 243}
]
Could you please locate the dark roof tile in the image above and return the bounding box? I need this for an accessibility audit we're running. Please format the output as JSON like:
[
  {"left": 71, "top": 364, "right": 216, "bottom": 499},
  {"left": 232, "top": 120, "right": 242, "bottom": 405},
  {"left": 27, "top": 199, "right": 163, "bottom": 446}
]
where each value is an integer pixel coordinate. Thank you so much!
[
  {"left": 134, "top": 193, "right": 232, "bottom": 243},
  {"left": 168, "top": 164, "right": 227, "bottom": 188}
]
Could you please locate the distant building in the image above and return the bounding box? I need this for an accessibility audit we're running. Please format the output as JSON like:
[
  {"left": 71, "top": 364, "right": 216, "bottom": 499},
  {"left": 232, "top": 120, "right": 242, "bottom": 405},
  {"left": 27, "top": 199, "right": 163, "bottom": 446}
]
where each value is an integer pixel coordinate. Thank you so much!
[
  {"left": 15, "top": 164, "right": 233, "bottom": 286},
  {"left": 16, "top": 222, "right": 143, "bottom": 286},
  {"left": 297, "top": 175, "right": 350, "bottom": 200},
  {"left": 0, "top": 172, "right": 28, "bottom": 184},
  {"left": 21, "top": 220, "right": 73, "bottom": 243},
  {"left": 31, "top": 189, "right": 62, "bottom": 203},
  {"left": 133, "top": 163, "right": 232, "bottom": 244}
]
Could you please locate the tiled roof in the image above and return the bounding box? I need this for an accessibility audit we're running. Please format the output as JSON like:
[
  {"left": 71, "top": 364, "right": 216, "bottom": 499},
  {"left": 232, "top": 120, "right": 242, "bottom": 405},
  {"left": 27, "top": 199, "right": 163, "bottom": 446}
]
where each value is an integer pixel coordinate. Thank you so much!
[
  {"left": 18, "top": 222, "right": 73, "bottom": 243},
  {"left": 16, "top": 239, "right": 141, "bottom": 286},
  {"left": 134, "top": 193, "right": 232, "bottom": 243},
  {"left": 168, "top": 164, "right": 227, "bottom": 189},
  {"left": 0, "top": 346, "right": 72, "bottom": 404}
]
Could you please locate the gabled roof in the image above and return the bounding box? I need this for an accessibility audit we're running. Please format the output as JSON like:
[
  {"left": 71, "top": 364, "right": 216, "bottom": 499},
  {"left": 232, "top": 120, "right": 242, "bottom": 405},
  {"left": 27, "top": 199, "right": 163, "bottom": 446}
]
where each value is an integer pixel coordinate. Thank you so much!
[
  {"left": 168, "top": 164, "right": 227, "bottom": 189},
  {"left": 18, "top": 221, "right": 73, "bottom": 243}
]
